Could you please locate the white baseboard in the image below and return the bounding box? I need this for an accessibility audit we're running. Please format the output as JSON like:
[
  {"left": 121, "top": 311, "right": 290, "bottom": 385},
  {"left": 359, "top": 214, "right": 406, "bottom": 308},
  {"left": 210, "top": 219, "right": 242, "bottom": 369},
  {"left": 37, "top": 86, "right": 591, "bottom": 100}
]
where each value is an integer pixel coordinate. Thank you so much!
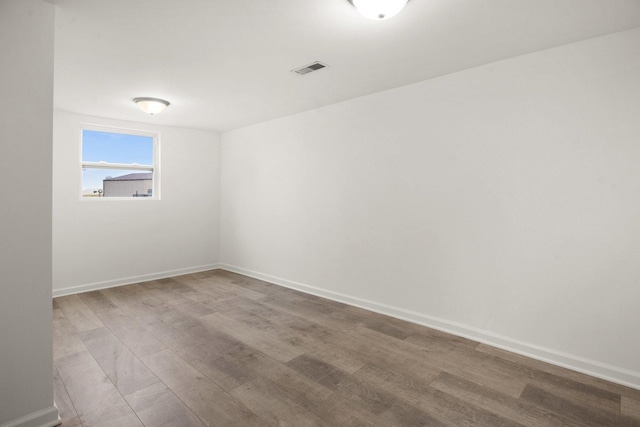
[
  {"left": 52, "top": 264, "right": 221, "bottom": 298},
  {"left": 219, "top": 263, "right": 640, "bottom": 391},
  {"left": 0, "top": 406, "right": 60, "bottom": 427}
]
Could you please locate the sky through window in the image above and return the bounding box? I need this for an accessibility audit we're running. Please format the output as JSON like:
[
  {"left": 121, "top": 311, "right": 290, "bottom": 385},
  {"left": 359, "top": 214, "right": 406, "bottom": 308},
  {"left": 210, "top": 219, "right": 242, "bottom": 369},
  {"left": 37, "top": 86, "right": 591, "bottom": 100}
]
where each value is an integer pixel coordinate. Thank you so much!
[{"left": 82, "top": 130, "right": 154, "bottom": 193}]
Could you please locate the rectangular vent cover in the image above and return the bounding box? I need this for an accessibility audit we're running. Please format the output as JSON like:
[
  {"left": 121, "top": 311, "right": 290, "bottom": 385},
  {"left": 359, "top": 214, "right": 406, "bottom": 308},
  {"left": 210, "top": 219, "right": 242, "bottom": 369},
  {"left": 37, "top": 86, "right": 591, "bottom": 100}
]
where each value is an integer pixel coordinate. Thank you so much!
[{"left": 292, "top": 61, "right": 328, "bottom": 75}]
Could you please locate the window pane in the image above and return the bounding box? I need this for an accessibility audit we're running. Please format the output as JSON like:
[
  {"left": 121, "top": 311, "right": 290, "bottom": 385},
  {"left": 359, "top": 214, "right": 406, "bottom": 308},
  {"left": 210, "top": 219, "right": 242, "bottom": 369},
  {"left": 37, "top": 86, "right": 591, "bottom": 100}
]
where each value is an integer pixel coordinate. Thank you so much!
[
  {"left": 82, "top": 130, "right": 153, "bottom": 165},
  {"left": 82, "top": 168, "right": 153, "bottom": 198}
]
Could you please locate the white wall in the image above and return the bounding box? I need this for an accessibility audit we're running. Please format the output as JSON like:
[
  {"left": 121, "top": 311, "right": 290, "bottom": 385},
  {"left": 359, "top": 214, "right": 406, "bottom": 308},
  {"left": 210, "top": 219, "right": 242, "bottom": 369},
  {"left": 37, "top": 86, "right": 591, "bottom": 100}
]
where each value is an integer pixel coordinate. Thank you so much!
[
  {"left": 221, "top": 28, "right": 640, "bottom": 388},
  {"left": 0, "top": 1, "right": 60, "bottom": 426},
  {"left": 53, "top": 111, "right": 220, "bottom": 296}
]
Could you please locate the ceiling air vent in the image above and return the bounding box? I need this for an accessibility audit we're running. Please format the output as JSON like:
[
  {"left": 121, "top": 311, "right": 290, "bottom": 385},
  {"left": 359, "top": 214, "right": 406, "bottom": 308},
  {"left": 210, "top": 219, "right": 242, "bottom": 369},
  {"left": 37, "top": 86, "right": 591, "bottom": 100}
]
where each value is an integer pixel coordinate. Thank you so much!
[{"left": 292, "top": 61, "right": 329, "bottom": 76}]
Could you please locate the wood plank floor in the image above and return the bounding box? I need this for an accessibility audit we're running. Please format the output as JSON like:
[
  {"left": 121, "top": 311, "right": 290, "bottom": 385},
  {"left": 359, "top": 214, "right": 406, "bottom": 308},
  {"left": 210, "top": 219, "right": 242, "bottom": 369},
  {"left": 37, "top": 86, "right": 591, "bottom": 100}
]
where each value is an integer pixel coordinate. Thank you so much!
[{"left": 52, "top": 270, "right": 640, "bottom": 426}]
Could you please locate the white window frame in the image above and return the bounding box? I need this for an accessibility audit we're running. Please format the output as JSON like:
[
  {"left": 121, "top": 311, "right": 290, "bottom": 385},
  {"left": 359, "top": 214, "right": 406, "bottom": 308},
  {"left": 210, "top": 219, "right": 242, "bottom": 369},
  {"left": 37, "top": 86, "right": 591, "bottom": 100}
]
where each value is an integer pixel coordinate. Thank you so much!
[{"left": 80, "top": 124, "right": 160, "bottom": 200}]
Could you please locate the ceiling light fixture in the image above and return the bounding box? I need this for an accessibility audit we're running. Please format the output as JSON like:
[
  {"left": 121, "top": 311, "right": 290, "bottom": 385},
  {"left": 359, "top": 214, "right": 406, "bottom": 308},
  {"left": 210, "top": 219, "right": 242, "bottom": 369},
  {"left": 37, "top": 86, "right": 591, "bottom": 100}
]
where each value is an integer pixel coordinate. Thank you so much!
[
  {"left": 349, "top": 0, "right": 408, "bottom": 20},
  {"left": 133, "top": 97, "right": 170, "bottom": 115}
]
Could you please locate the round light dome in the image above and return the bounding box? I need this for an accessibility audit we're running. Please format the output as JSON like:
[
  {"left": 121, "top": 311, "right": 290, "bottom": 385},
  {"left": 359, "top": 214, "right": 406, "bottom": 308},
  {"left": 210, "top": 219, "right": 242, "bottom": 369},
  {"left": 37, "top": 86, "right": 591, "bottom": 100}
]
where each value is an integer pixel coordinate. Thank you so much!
[
  {"left": 133, "top": 97, "right": 170, "bottom": 115},
  {"left": 351, "top": 0, "right": 408, "bottom": 20}
]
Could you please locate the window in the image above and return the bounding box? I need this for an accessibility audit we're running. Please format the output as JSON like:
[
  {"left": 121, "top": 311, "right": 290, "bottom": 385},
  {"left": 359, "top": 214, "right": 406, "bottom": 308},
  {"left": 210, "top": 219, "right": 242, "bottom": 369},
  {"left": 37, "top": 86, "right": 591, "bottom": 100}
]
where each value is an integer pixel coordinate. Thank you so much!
[{"left": 81, "top": 127, "right": 159, "bottom": 198}]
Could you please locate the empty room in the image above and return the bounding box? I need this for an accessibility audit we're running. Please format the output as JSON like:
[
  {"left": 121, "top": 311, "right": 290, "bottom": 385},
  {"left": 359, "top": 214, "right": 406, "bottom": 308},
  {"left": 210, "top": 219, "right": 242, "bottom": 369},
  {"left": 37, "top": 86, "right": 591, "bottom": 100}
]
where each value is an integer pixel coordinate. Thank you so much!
[{"left": 2, "top": 0, "right": 640, "bottom": 426}]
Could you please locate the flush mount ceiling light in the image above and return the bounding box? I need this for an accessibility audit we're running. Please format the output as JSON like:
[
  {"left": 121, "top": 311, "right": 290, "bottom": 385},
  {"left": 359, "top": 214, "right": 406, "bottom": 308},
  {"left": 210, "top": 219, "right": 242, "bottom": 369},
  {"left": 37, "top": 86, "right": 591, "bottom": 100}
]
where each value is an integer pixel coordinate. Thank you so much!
[
  {"left": 133, "top": 97, "right": 170, "bottom": 115},
  {"left": 349, "top": 0, "right": 408, "bottom": 20}
]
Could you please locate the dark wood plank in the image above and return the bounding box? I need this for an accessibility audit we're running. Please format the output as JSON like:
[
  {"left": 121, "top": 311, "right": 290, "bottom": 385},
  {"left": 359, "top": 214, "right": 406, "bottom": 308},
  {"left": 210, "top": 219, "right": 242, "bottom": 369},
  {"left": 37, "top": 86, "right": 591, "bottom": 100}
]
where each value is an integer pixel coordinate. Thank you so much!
[
  {"left": 254, "top": 362, "right": 333, "bottom": 410},
  {"left": 405, "top": 328, "right": 480, "bottom": 351},
  {"left": 477, "top": 343, "right": 640, "bottom": 399},
  {"left": 53, "top": 366, "right": 79, "bottom": 423},
  {"left": 430, "top": 371, "right": 583, "bottom": 427},
  {"left": 623, "top": 396, "right": 640, "bottom": 419},
  {"left": 124, "top": 382, "right": 206, "bottom": 427},
  {"left": 149, "top": 317, "right": 272, "bottom": 393},
  {"left": 56, "top": 294, "right": 104, "bottom": 333},
  {"left": 81, "top": 304, "right": 165, "bottom": 358},
  {"left": 354, "top": 362, "right": 440, "bottom": 405},
  {"left": 231, "top": 302, "right": 375, "bottom": 374},
  {"left": 79, "top": 326, "right": 159, "bottom": 396},
  {"left": 259, "top": 295, "right": 355, "bottom": 334},
  {"left": 287, "top": 354, "right": 449, "bottom": 426},
  {"left": 53, "top": 269, "right": 640, "bottom": 427},
  {"left": 230, "top": 377, "right": 328, "bottom": 426},
  {"left": 472, "top": 345, "right": 624, "bottom": 415},
  {"left": 310, "top": 392, "right": 395, "bottom": 426},
  {"left": 347, "top": 325, "right": 529, "bottom": 398},
  {"left": 185, "top": 275, "right": 268, "bottom": 301},
  {"left": 55, "top": 350, "right": 143, "bottom": 427},
  {"left": 98, "top": 286, "right": 166, "bottom": 331},
  {"left": 200, "top": 312, "right": 305, "bottom": 362},
  {"left": 220, "top": 298, "right": 366, "bottom": 370},
  {"left": 355, "top": 362, "right": 523, "bottom": 427},
  {"left": 140, "top": 349, "right": 266, "bottom": 426},
  {"left": 207, "top": 270, "right": 288, "bottom": 297},
  {"left": 52, "top": 308, "right": 87, "bottom": 361},
  {"left": 78, "top": 290, "right": 118, "bottom": 313},
  {"left": 521, "top": 385, "right": 640, "bottom": 427}
]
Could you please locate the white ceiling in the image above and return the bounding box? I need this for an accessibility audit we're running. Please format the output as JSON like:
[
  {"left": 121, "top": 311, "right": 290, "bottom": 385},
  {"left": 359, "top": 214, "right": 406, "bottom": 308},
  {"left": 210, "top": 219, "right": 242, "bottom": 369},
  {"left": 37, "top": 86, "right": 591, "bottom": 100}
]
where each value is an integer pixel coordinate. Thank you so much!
[{"left": 53, "top": 0, "right": 640, "bottom": 132}]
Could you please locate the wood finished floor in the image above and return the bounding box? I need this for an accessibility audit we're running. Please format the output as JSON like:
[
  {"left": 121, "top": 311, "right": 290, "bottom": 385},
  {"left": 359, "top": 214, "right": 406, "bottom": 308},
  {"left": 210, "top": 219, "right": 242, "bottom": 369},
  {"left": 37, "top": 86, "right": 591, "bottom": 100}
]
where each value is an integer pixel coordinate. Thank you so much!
[{"left": 52, "top": 270, "right": 640, "bottom": 427}]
